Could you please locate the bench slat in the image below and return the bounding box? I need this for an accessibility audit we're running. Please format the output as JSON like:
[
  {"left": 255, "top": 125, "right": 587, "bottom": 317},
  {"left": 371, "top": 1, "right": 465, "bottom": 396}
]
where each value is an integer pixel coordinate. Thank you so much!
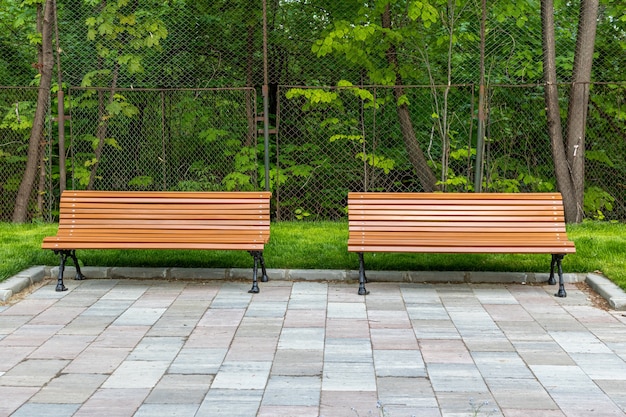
[
  {"left": 347, "top": 192, "right": 575, "bottom": 255},
  {"left": 43, "top": 191, "right": 271, "bottom": 250},
  {"left": 348, "top": 245, "right": 575, "bottom": 254},
  {"left": 349, "top": 192, "right": 562, "bottom": 201}
]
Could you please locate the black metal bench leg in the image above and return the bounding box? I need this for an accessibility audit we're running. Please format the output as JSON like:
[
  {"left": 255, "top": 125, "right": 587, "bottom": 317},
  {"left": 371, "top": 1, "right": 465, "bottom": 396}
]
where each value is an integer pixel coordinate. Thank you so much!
[
  {"left": 69, "top": 250, "right": 86, "bottom": 281},
  {"left": 248, "top": 251, "right": 261, "bottom": 294},
  {"left": 259, "top": 252, "right": 269, "bottom": 283},
  {"left": 55, "top": 250, "right": 68, "bottom": 292},
  {"left": 357, "top": 252, "right": 369, "bottom": 295},
  {"left": 54, "top": 249, "right": 85, "bottom": 292},
  {"left": 548, "top": 255, "right": 557, "bottom": 285},
  {"left": 552, "top": 254, "right": 567, "bottom": 298}
]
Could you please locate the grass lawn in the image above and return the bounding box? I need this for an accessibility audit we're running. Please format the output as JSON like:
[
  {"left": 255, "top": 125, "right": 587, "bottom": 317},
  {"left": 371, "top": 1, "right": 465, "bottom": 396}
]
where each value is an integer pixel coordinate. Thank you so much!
[{"left": 1, "top": 221, "right": 625, "bottom": 290}]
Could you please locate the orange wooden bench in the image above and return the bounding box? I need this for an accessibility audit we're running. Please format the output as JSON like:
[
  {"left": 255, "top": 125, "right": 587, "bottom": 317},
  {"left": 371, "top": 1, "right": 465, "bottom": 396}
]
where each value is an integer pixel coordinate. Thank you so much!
[
  {"left": 42, "top": 191, "right": 271, "bottom": 293},
  {"left": 348, "top": 192, "right": 576, "bottom": 296}
]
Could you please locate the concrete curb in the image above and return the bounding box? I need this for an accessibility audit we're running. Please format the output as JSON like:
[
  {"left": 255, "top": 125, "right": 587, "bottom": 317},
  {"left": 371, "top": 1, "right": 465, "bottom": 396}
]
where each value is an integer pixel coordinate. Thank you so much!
[
  {"left": 0, "top": 266, "right": 47, "bottom": 302},
  {"left": 585, "top": 272, "right": 626, "bottom": 310},
  {"left": 2, "top": 266, "right": 623, "bottom": 310}
]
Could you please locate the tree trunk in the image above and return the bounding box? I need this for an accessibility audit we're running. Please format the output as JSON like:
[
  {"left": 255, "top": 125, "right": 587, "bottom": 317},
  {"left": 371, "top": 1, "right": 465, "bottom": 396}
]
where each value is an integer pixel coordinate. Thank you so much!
[
  {"left": 542, "top": 0, "right": 599, "bottom": 224},
  {"left": 382, "top": 6, "right": 439, "bottom": 192},
  {"left": 12, "top": 0, "right": 54, "bottom": 222},
  {"left": 565, "top": 0, "right": 599, "bottom": 223}
]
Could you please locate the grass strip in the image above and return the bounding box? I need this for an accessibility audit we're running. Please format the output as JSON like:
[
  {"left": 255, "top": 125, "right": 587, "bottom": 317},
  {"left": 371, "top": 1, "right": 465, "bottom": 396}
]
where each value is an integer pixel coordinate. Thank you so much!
[{"left": 1, "top": 221, "right": 624, "bottom": 290}]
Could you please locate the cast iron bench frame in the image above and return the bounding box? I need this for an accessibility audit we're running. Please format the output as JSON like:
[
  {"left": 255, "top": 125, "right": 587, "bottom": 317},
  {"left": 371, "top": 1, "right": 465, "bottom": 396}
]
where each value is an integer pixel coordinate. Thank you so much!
[
  {"left": 42, "top": 190, "right": 271, "bottom": 293},
  {"left": 348, "top": 192, "right": 576, "bottom": 296}
]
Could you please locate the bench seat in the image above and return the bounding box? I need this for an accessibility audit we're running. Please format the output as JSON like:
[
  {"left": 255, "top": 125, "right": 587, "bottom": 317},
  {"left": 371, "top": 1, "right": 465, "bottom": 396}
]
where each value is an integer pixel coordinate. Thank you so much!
[
  {"left": 43, "top": 190, "right": 271, "bottom": 293},
  {"left": 348, "top": 192, "right": 575, "bottom": 296}
]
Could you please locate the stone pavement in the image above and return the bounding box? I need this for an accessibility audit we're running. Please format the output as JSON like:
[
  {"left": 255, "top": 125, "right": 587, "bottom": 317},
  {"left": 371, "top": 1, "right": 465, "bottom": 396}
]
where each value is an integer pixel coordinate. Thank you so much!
[{"left": 1, "top": 276, "right": 626, "bottom": 417}]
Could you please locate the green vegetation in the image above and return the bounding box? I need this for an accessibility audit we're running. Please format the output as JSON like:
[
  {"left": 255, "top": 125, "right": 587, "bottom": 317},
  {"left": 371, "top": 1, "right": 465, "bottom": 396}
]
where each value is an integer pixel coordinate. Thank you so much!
[{"left": 1, "top": 221, "right": 625, "bottom": 291}]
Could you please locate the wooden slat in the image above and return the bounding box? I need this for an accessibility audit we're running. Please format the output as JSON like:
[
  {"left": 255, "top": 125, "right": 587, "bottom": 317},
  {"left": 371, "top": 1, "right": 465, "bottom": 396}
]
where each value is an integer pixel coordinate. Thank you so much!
[
  {"left": 42, "top": 190, "right": 271, "bottom": 251},
  {"left": 347, "top": 192, "right": 575, "bottom": 255}
]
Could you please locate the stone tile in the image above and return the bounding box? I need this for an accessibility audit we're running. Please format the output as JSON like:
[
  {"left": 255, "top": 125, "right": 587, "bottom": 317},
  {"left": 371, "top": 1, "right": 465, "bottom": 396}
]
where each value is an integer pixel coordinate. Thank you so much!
[
  {"left": 28, "top": 306, "right": 87, "bottom": 326},
  {"left": 271, "top": 349, "right": 323, "bottom": 376},
  {"left": 261, "top": 375, "right": 321, "bottom": 406},
  {"left": 283, "top": 308, "right": 326, "bottom": 327},
  {"left": 196, "top": 388, "right": 263, "bottom": 417},
  {"left": 184, "top": 325, "right": 237, "bottom": 348},
  {"left": 28, "top": 334, "right": 95, "bottom": 360},
  {"left": 167, "top": 347, "right": 227, "bottom": 374},
  {"left": 10, "top": 403, "right": 81, "bottom": 417},
  {"left": 113, "top": 307, "right": 167, "bottom": 326},
  {"left": 512, "top": 340, "right": 575, "bottom": 366},
  {"left": 0, "top": 358, "right": 69, "bottom": 387},
  {"left": 472, "top": 351, "right": 535, "bottom": 379},
  {"left": 373, "top": 349, "right": 426, "bottom": 377},
  {"left": 245, "top": 301, "right": 288, "bottom": 318},
  {"left": 90, "top": 325, "right": 150, "bottom": 349},
  {"left": 73, "top": 388, "right": 151, "bottom": 417},
  {"left": 64, "top": 346, "right": 131, "bottom": 374},
  {"left": 325, "top": 318, "right": 370, "bottom": 338},
  {"left": 278, "top": 327, "right": 325, "bottom": 350},
  {"left": 484, "top": 377, "right": 557, "bottom": 410},
  {"left": 57, "top": 315, "right": 114, "bottom": 336},
  {"left": 257, "top": 405, "right": 320, "bottom": 417},
  {"left": 436, "top": 392, "right": 497, "bottom": 416},
  {"left": 224, "top": 335, "right": 279, "bottom": 361},
  {"left": 367, "top": 309, "right": 412, "bottom": 328},
  {"left": 127, "top": 336, "right": 185, "bottom": 361},
  {"left": 0, "top": 345, "right": 36, "bottom": 372},
  {"left": 102, "top": 360, "right": 170, "bottom": 389},
  {"left": 235, "top": 316, "right": 284, "bottom": 337},
  {"left": 0, "top": 324, "right": 63, "bottom": 347},
  {"left": 80, "top": 299, "right": 135, "bottom": 317},
  {"left": 134, "top": 403, "right": 200, "bottom": 417},
  {"left": 322, "top": 362, "right": 376, "bottom": 391},
  {"left": 0, "top": 386, "right": 40, "bottom": 416},
  {"left": 570, "top": 352, "right": 626, "bottom": 380},
  {"left": 30, "top": 372, "right": 108, "bottom": 404},
  {"left": 324, "top": 338, "right": 372, "bottom": 363},
  {"left": 412, "top": 319, "right": 460, "bottom": 339},
  {"left": 145, "top": 374, "right": 213, "bottom": 404},
  {"left": 327, "top": 302, "right": 367, "bottom": 319},
  {"left": 420, "top": 339, "right": 473, "bottom": 364},
  {"left": 319, "top": 390, "right": 379, "bottom": 417},
  {"left": 376, "top": 376, "right": 439, "bottom": 408},
  {"left": 370, "top": 328, "right": 419, "bottom": 349},
  {"left": 406, "top": 303, "right": 450, "bottom": 320},
  {"left": 196, "top": 308, "right": 246, "bottom": 327},
  {"left": 210, "top": 361, "right": 272, "bottom": 390},
  {"left": 550, "top": 331, "right": 613, "bottom": 354},
  {"left": 427, "top": 363, "right": 488, "bottom": 393}
]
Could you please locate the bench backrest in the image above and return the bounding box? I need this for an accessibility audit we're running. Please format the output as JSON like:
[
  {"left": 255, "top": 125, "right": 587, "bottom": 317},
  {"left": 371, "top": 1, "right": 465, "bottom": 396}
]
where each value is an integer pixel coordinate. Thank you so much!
[
  {"left": 55, "top": 190, "right": 271, "bottom": 240},
  {"left": 348, "top": 192, "right": 575, "bottom": 254}
]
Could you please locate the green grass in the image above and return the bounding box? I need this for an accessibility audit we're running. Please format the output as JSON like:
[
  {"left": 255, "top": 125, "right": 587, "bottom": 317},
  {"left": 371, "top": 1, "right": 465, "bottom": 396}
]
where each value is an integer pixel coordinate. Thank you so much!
[{"left": 1, "top": 221, "right": 625, "bottom": 290}]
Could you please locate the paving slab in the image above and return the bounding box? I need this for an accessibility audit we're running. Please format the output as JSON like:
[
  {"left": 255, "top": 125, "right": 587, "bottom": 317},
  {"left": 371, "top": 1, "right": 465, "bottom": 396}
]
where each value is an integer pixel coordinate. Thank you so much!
[{"left": 1, "top": 272, "right": 626, "bottom": 416}]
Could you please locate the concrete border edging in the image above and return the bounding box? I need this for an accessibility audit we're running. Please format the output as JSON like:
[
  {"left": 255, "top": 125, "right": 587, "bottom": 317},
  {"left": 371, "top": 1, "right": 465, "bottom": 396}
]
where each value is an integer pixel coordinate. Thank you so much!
[
  {"left": 2, "top": 266, "right": 624, "bottom": 310},
  {"left": 585, "top": 273, "right": 626, "bottom": 310},
  {"left": 0, "top": 266, "right": 47, "bottom": 302}
]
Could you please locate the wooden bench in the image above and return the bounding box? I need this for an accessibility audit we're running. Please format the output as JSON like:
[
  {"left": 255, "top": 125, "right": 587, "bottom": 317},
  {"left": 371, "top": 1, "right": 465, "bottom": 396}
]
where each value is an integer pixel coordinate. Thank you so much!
[
  {"left": 348, "top": 192, "right": 576, "bottom": 296},
  {"left": 42, "top": 190, "right": 271, "bottom": 293}
]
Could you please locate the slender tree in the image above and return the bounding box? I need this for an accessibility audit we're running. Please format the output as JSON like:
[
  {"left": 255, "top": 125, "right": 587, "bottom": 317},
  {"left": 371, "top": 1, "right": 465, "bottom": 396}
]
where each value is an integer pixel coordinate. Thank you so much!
[
  {"left": 542, "top": 0, "right": 599, "bottom": 223},
  {"left": 12, "top": 0, "right": 54, "bottom": 222}
]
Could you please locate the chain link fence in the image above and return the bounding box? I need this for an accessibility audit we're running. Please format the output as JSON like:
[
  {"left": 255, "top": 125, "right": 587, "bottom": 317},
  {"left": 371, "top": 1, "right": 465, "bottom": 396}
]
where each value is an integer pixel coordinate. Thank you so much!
[
  {"left": 0, "top": 87, "right": 54, "bottom": 221},
  {"left": 274, "top": 82, "right": 625, "bottom": 221},
  {"left": 66, "top": 87, "right": 259, "bottom": 191},
  {"left": 0, "top": 0, "right": 625, "bottom": 221}
]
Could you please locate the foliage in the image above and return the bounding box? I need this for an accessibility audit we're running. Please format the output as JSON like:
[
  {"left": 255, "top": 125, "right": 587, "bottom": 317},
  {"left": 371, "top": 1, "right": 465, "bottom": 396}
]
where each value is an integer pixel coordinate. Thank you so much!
[{"left": 0, "top": 0, "right": 625, "bottom": 221}]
